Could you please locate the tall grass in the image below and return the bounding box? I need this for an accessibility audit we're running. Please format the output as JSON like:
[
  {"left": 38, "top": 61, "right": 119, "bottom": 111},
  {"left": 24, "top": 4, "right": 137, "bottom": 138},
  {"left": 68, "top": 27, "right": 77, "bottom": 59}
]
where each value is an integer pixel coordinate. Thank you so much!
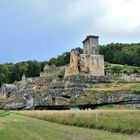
[{"left": 17, "top": 110, "right": 140, "bottom": 134}]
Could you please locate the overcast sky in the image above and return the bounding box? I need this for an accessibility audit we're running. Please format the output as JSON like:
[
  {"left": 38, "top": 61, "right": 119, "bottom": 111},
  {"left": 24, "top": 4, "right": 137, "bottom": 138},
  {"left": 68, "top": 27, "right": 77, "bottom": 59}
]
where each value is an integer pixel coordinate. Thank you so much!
[{"left": 0, "top": 0, "right": 140, "bottom": 64}]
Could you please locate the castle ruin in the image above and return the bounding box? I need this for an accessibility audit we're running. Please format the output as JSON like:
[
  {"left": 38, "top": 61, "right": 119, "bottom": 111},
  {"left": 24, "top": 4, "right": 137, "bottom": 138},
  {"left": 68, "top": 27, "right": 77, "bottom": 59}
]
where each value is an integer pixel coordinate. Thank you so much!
[{"left": 65, "top": 35, "right": 105, "bottom": 77}]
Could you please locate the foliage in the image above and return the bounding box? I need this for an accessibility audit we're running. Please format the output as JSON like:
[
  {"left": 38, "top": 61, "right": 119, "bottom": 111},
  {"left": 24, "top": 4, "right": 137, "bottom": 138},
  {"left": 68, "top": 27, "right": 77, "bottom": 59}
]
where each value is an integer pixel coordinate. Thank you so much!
[
  {"left": 0, "top": 61, "right": 41, "bottom": 86},
  {"left": 48, "top": 51, "right": 70, "bottom": 67},
  {"left": 0, "top": 110, "right": 9, "bottom": 117},
  {"left": 100, "top": 43, "right": 140, "bottom": 66},
  {"left": 105, "top": 63, "right": 140, "bottom": 74}
]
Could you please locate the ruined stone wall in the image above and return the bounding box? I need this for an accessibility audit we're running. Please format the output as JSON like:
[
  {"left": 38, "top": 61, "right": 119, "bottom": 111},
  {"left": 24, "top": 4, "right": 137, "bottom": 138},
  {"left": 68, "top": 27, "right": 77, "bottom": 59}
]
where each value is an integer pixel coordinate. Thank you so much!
[
  {"left": 65, "top": 35, "right": 105, "bottom": 77},
  {"left": 122, "top": 73, "right": 140, "bottom": 82},
  {"left": 80, "top": 54, "right": 90, "bottom": 73},
  {"left": 80, "top": 54, "right": 104, "bottom": 76},
  {"left": 41, "top": 65, "right": 65, "bottom": 79},
  {"left": 83, "top": 40, "right": 90, "bottom": 54},
  {"left": 65, "top": 50, "right": 80, "bottom": 77},
  {"left": 89, "top": 37, "right": 99, "bottom": 55},
  {"left": 89, "top": 55, "right": 104, "bottom": 76}
]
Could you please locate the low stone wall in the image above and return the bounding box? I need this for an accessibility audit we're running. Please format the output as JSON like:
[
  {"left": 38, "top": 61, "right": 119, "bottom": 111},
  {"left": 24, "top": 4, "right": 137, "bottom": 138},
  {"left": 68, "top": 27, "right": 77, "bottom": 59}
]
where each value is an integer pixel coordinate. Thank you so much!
[
  {"left": 122, "top": 73, "right": 140, "bottom": 82},
  {"left": 64, "top": 74, "right": 109, "bottom": 84}
]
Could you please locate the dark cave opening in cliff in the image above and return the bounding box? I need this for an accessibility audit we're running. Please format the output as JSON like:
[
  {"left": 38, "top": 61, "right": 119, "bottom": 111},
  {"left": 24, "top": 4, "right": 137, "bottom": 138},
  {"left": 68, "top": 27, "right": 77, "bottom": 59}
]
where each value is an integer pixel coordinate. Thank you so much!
[{"left": 61, "top": 95, "right": 71, "bottom": 99}]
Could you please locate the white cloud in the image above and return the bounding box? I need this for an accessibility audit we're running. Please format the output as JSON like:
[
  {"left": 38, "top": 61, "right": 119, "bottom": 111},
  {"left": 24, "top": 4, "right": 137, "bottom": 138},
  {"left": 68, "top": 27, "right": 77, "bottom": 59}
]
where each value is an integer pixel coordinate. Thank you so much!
[
  {"left": 8, "top": 0, "right": 140, "bottom": 42},
  {"left": 100, "top": 0, "right": 140, "bottom": 30},
  {"left": 44, "top": 0, "right": 140, "bottom": 38}
]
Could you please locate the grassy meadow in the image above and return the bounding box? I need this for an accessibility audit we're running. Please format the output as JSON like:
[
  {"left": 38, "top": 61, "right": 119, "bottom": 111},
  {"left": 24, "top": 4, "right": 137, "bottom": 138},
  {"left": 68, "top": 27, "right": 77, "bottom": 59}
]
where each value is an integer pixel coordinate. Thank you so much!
[
  {"left": 1, "top": 111, "right": 140, "bottom": 140},
  {"left": 17, "top": 109, "right": 140, "bottom": 134}
]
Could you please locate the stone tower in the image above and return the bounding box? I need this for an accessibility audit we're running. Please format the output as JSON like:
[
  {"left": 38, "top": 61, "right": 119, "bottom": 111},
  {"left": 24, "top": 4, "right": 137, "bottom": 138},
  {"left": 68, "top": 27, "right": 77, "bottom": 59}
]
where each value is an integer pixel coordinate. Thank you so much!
[
  {"left": 65, "top": 35, "right": 104, "bottom": 77},
  {"left": 83, "top": 35, "right": 99, "bottom": 55}
]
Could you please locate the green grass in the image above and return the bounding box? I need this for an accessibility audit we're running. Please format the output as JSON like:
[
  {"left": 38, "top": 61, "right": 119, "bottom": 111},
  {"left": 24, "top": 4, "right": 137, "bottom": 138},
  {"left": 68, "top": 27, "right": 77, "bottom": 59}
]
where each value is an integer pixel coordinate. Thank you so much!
[
  {"left": 89, "top": 83, "right": 140, "bottom": 92},
  {"left": 0, "top": 110, "right": 9, "bottom": 117},
  {"left": 105, "top": 63, "right": 140, "bottom": 74},
  {"left": 18, "top": 110, "right": 140, "bottom": 134},
  {"left": 95, "top": 104, "right": 138, "bottom": 109},
  {"left": 0, "top": 112, "right": 140, "bottom": 140}
]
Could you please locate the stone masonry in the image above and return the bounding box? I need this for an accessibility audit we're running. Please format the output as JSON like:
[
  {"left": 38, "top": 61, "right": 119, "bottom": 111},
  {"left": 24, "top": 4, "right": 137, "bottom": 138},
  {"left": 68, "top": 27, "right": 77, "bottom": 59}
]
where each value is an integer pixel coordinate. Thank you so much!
[{"left": 65, "top": 35, "right": 105, "bottom": 77}]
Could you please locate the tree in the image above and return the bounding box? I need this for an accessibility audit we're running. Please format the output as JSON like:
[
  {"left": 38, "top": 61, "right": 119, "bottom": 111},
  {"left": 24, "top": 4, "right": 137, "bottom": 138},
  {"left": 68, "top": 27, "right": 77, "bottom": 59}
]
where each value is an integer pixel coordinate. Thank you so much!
[{"left": 26, "top": 61, "right": 41, "bottom": 77}]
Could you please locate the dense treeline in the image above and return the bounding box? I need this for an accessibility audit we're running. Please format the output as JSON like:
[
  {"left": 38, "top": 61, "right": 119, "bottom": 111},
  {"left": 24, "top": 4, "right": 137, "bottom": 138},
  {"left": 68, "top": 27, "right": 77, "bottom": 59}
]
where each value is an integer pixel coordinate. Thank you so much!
[
  {"left": 0, "top": 61, "right": 41, "bottom": 86},
  {"left": 100, "top": 43, "right": 140, "bottom": 66},
  {"left": 0, "top": 49, "right": 73, "bottom": 86},
  {"left": 0, "top": 44, "right": 140, "bottom": 86}
]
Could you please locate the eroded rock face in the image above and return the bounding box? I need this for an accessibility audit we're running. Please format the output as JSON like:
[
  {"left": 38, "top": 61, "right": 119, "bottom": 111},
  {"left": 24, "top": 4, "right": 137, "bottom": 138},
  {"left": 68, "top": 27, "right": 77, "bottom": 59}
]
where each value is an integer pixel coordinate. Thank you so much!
[
  {"left": 1, "top": 74, "right": 140, "bottom": 109},
  {"left": 76, "top": 90, "right": 139, "bottom": 105},
  {"left": 1, "top": 84, "right": 18, "bottom": 98},
  {"left": 46, "top": 81, "right": 85, "bottom": 105}
]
